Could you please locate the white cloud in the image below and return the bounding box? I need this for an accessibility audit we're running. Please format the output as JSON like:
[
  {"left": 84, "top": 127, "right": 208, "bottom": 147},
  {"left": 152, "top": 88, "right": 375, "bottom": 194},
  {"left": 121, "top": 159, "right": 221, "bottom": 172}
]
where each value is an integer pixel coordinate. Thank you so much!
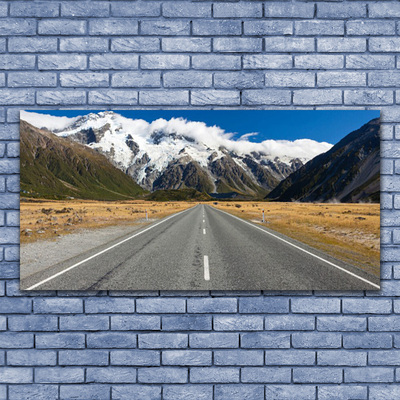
[{"left": 21, "top": 111, "right": 79, "bottom": 131}]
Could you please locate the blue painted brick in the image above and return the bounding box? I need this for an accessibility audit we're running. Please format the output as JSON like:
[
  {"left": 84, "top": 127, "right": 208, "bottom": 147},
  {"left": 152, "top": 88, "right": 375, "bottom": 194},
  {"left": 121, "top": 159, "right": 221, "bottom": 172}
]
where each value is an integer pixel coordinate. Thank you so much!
[
  {"left": 112, "top": 38, "right": 159, "bottom": 53},
  {"left": 370, "top": 38, "right": 400, "bottom": 53},
  {"left": 191, "top": 90, "right": 239, "bottom": 106},
  {"left": 39, "top": 19, "right": 86, "bottom": 35},
  {"left": 190, "top": 367, "right": 239, "bottom": 383},
  {"left": 86, "top": 367, "right": 137, "bottom": 383},
  {"left": 214, "top": 350, "right": 264, "bottom": 366},
  {"left": 8, "top": 315, "right": 57, "bottom": 331},
  {"left": 0, "top": 19, "right": 36, "bottom": 36},
  {"left": 7, "top": 349, "right": 56, "bottom": 366},
  {"left": 213, "top": 3, "right": 262, "bottom": 18},
  {"left": 369, "top": 3, "right": 400, "bottom": 18},
  {"left": 343, "top": 299, "right": 392, "bottom": 314},
  {"left": 244, "top": 21, "right": 293, "bottom": 36},
  {"left": 241, "top": 332, "right": 290, "bottom": 348},
  {"left": 0, "top": 367, "right": 32, "bottom": 383},
  {"left": 189, "top": 333, "right": 238, "bottom": 348},
  {"left": 0, "top": 316, "right": 5, "bottom": 330},
  {"left": 214, "top": 315, "right": 263, "bottom": 331},
  {"left": 138, "top": 367, "right": 187, "bottom": 383},
  {"left": 111, "top": 315, "right": 160, "bottom": 330},
  {"left": 296, "top": 55, "right": 344, "bottom": 70},
  {"left": 294, "top": 89, "right": 342, "bottom": 105},
  {"left": 0, "top": 333, "right": 33, "bottom": 348},
  {"left": 193, "top": 20, "right": 241, "bottom": 36},
  {"left": 110, "top": 350, "right": 159, "bottom": 366},
  {"left": 264, "top": 37, "right": 314, "bottom": 53},
  {"left": 62, "top": 2, "right": 110, "bottom": 17},
  {"left": 370, "top": 386, "right": 400, "bottom": 400},
  {"left": 317, "top": 3, "right": 366, "bottom": 19},
  {"left": 162, "top": 38, "right": 211, "bottom": 53},
  {"left": 241, "top": 367, "right": 291, "bottom": 383},
  {"left": 296, "top": 20, "right": 344, "bottom": 36},
  {"left": 163, "top": 71, "right": 212, "bottom": 88},
  {"left": 214, "top": 384, "right": 264, "bottom": 400},
  {"left": 37, "top": 90, "right": 87, "bottom": 105},
  {"left": 60, "top": 72, "right": 109, "bottom": 88},
  {"left": 187, "top": 298, "right": 237, "bottom": 313},
  {"left": 265, "top": 315, "right": 315, "bottom": 330},
  {"left": 318, "top": 350, "right": 366, "bottom": 366},
  {"left": 162, "top": 315, "right": 211, "bottom": 331},
  {"left": 60, "top": 315, "right": 109, "bottom": 331},
  {"left": 317, "top": 316, "right": 367, "bottom": 331},
  {"left": 60, "top": 38, "right": 109, "bottom": 53},
  {"left": 90, "top": 54, "right": 138, "bottom": 70},
  {"left": 244, "top": 55, "right": 293, "bottom": 70},
  {"left": 163, "top": 2, "right": 210, "bottom": 18},
  {"left": 243, "top": 89, "right": 291, "bottom": 105},
  {"left": 140, "top": 55, "right": 189, "bottom": 70},
  {"left": 163, "top": 385, "right": 212, "bottom": 400},
  {"left": 214, "top": 38, "right": 262, "bottom": 53},
  {"left": 140, "top": 90, "right": 189, "bottom": 106},
  {"left": 60, "top": 385, "right": 110, "bottom": 400},
  {"left": 89, "top": 19, "right": 138, "bottom": 35},
  {"left": 239, "top": 297, "right": 288, "bottom": 313},
  {"left": 85, "top": 298, "right": 135, "bottom": 313},
  {"left": 10, "top": 2, "right": 59, "bottom": 17},
  {"left": 369, "top": 350, "right": 400, "bottom": 365},
  {"left": 112, "top": 385, "right": 161, "bottom": 400},
  {"left": 112, "top": 72, "right": 160, "bottom": 88},
  {"left": 0, "top": 297, "right": 31, "bottom": 313},
  {"left": 293, "top": 367, "right": 342, "bottom": 383},
  {"left": 345, "top": 89, "right": 393, "bottom": 105},
  {"left": 59, "top": 350, "right": 109, "bottom": 366},
  {"left": 9, "top": 37, "right": 57, "bottom": 53},
  {"left": 318, "top": 72, "right": 366, "bottom": 87},
  {"left": 0, "top": 3, "right": 6, "bottom": 17},
  {"left": 35, "top": 367, "right": 84, "bottom": 383},
  {"left": 6, "top": 211, "right": 18, "bottom": 226},
  {"left": 265, "top": 385, "right": 316, "bottom": 399},
  {"left": 369, "top": 316, "right": 400, "bottom": 331},
  {"left": 162, "top": 350, "right": 211, "bottom": 366},
  {"left": 292, "top": 298, "right": 341, "bottom": 314},
  {"left": 141, "top": 20, "right": 190, "bottom": 36},
  {"left": 139, "top": 333, "right": 187, "bottom": 349},
  {"left": 8, "top": 385, "right": 58, "bottom": 400},
  {"left": 318, "top": 38, "right": 366, "bottom": 53},
  {"left": 38, "top": 54, "right": 87, "bottom": 70},
  {"left": 112, "top": 2, "right": 160, "bottom": 17},
  {"left": 318, "top": 385, "right": 367, "bottom": 400},
  {"left": 265, "top": 3, "right": 314, "bottom": 18},
  {"left": 87, "top": 332, "right": 137, "bottom": 349},
  {"left": 192, "top": 55, "right": 241, "bottom": 70},
  {"left": 343, "top": 333, "right": 392, "bottom": 349},
  {"left": 265, "top": 350, "right": 316, "bottom": 365},
  {"left": 292, "top": 333, "right": 342, "bottom": 349},
  {"left": 345, "top": 367, "right": 394, "bottom": 383},
  {"left": 347, "top": 20, "right": 395, "bottom": 36},
  {"left": 347, "top": 55, "right": 395, "bottom": 70},
  {"left": 0, "top": 55, "right": 35, "bottom": 70},
  {"left": 34, "top": 298, "right": 83, "bottom": 313}
]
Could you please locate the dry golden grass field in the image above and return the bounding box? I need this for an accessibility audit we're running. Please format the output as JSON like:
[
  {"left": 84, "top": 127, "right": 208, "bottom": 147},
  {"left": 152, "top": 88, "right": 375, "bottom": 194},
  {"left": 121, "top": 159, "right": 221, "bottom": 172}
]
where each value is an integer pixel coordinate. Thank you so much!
[
  {"left": 212, "top": 201, "right": 380, "bottom": 277},
  {"left": 20, "top": 199, "right": 193, "bottom": 244}
]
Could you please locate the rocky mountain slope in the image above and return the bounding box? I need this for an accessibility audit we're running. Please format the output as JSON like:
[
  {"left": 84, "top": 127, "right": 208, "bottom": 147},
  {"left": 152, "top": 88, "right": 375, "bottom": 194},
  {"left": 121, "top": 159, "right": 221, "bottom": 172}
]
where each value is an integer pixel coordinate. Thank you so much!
[
  {"left": 266, "top": 118, "right": 380, "bottom": 203},
  {"left": 22, "top": 111, "right": 332, "bottom": 197},
  {"left": 20, "top": 121, "right": 146, "bottom": 201}
]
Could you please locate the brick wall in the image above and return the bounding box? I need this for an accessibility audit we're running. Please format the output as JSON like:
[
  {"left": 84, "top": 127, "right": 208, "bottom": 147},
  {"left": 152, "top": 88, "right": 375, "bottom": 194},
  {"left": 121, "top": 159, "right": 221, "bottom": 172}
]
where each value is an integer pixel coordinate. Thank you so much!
[{"left": 1, "top": 1, "right": 399, "bottom": 399}]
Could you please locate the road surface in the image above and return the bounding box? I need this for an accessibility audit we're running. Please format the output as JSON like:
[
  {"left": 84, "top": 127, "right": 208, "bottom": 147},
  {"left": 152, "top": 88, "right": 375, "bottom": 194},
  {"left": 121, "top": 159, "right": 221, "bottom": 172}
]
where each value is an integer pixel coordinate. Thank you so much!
[{"left": 22, "top": 204, "right": 380, "bottom": 291}]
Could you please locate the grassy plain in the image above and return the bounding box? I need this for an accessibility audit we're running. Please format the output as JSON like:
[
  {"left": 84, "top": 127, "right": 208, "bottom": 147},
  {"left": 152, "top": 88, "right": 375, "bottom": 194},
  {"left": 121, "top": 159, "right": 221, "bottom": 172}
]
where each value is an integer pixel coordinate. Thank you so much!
[
  {"left": 20, "top": 199, "right": 193, "bottom": 244},
  {"left": 212, "top": 201, "right": 380, "bottom": 276}
]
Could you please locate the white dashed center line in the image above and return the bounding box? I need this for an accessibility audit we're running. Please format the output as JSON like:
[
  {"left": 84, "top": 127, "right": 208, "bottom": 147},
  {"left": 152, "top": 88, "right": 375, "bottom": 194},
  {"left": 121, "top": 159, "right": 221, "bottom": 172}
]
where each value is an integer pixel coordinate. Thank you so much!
[
  {"left": 203, "top": 228, "right": 206, "bottom": 235},
  {"left": 203, "top": 255, "right": 210, "bottom": 281}
]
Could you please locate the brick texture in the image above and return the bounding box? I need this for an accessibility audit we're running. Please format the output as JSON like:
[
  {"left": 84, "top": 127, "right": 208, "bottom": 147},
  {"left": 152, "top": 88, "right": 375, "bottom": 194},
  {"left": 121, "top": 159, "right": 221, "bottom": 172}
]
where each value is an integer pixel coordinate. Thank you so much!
[{"left": 0, "top": 0, "right": 398, "bottom": 398}]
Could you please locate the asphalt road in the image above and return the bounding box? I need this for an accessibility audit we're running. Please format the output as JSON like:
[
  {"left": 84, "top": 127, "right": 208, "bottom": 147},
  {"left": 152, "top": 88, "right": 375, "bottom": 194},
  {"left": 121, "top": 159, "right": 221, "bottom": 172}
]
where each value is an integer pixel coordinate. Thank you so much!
[{"left": 22, "top": 204, "right": 380, "bottom": 291}]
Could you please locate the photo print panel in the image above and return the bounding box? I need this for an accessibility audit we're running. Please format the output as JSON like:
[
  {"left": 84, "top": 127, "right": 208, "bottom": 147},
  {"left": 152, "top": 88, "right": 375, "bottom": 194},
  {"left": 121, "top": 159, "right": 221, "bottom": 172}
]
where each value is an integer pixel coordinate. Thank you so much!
[{"left": 20, "top": 110, "right": 380, "bottom": 291}]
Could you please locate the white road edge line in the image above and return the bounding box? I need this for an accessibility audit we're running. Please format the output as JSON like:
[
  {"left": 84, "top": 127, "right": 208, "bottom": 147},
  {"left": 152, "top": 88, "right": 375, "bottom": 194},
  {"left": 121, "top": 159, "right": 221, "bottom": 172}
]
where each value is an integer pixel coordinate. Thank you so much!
[
  {"left": 203, "top": 228, "right": 206, "bottom": 235},
  {"left": 204, "top": 255, "right": 210, "bottom": 281},
  {"left": 211, "top": 206, "right": 380, "bottom": 289},
  {"left": 26, "top": 205, "right": 198, "bottom": 290}
]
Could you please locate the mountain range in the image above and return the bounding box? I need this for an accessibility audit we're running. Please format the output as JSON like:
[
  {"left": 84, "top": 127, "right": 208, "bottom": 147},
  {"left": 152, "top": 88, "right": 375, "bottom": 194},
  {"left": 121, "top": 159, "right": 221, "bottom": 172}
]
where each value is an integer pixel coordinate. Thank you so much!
[
  {"left": 20, "top": 111, "right": 379, "bottom": 203},
  {"left": 267, "top": 118, "right": 380, "bottom": 203}
]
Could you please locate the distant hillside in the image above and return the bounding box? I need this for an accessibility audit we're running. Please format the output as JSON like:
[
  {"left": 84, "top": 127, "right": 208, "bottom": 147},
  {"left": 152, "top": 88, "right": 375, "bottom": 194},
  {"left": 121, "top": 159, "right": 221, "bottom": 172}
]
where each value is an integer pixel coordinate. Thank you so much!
[
  {"left": 21, "top": 121, "right": 146, "bottom": 201},
  {"left": 146, "top": 189, "right": 212, "bottom": 202},
  {"left": 267, "top": 118, "right": 380, "bottom": 203}
]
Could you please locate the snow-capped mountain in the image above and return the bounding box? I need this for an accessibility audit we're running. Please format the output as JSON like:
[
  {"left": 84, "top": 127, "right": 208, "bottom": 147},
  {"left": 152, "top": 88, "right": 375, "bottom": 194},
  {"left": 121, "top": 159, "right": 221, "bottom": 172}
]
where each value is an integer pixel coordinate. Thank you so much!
[{"left": 21, "top": 111, "right": 332, "bottom": 196}]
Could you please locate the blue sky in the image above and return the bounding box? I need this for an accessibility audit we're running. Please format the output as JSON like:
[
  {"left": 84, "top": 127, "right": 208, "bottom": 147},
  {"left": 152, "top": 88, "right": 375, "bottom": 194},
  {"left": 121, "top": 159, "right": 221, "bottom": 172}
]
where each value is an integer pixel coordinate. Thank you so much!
[{"left": 27, "top": 110, "right": 379, "bottom": 145}]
